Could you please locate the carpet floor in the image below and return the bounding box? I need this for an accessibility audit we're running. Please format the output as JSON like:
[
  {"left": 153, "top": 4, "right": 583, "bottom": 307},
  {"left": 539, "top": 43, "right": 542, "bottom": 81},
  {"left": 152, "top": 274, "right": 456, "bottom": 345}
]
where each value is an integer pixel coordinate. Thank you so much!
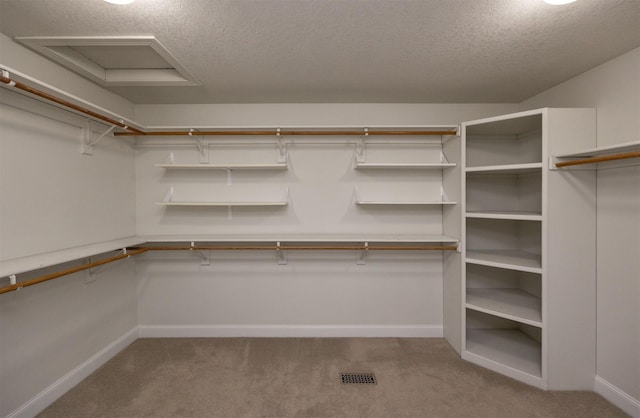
[{"left": 38, "top": 338, "right": 627, "bottom": 418}]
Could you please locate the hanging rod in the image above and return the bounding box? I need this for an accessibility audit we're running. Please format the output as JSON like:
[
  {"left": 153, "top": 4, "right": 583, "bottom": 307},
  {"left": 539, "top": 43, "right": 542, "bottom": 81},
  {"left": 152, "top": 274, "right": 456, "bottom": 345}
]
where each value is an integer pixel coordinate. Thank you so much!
[
  {"left": 114, "top": 130, "right": 456, "bottom": 137},
  {"left": 147, "top": 245, "right": 458, "bottom": 251},
  {"left": 0, "top": 73, "right": 144, "bottom": 135},
  {"left": 555, "top": 151, "right": 640, "bottom": 168},
  {"left": 0, "top": 248, "right": 148, "bottom": 295},
  {"left": 1, "top": 71, "right": 458, "bottom": 138},
  {"left": 0, "top": 243, "right": 457, "bottom": 295}
]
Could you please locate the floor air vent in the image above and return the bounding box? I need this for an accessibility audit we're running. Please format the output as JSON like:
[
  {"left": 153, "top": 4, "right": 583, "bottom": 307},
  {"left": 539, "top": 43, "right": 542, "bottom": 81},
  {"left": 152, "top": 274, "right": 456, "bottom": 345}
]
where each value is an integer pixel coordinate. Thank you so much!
[{"left": 340, "top": 373, "right": 377, "bottom": 384}]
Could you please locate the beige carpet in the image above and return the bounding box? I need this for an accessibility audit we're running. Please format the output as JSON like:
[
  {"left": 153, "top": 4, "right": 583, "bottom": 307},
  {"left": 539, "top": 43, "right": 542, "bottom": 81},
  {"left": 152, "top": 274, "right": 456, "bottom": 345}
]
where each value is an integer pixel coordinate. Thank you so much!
[{"left": 39, "top": 338, "right": 627, "bottom": 418}]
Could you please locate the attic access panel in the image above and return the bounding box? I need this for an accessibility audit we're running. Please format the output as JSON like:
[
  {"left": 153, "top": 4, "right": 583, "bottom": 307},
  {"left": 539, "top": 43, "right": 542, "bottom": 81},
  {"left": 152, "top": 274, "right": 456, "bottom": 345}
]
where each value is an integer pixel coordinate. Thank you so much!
[{"left": 15, "top": 36, "right": 200, "bottom": 87}]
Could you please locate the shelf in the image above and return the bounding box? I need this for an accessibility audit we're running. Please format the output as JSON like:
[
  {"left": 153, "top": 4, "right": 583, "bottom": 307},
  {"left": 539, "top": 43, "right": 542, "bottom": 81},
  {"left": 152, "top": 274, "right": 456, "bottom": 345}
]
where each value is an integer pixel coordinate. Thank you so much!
[
  {"left": 466, "top": 250, "right": 542, "bottom": 273},
  {"left": 355, "top": 162, "right": 456, "bottom": 169},
  {"left": 555, "top": 139, "right": 640, "bottom": 158},
  {"left": 155, "top": 163, "right": 287, "bottom": 170},
  {"left": 553, "top": 139, "right": 640, "bottom": 169},
  {"left": 466, "top": 211, "right": 542, "bottom": 221},
  {"left": 140, "top": 234, "right": 459, "bottom": 244},
  {"left": 466, "top": 288, "right": 542, "bottom": 327},
  {"left": 356, "top": 200, "right": 457, "bottom": 206},
  {"left": 466, "top": 328, "right": 542, "bottom": 378},
  {"left": 0, "top": 236, "right": 146, "bottom": 277},
  {"left": 465, "top": 163, "right": 542, "bottom": 174},
  {"left": 156, "top": 201, "right": 288, "bottom": 207}
]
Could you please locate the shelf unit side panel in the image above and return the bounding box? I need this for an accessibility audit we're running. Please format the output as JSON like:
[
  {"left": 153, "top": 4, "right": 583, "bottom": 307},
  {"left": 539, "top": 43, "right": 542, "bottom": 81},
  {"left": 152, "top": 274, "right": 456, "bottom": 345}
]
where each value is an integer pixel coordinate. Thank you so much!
[{"left": 443, "top": 136, "right": 463, "bottom": 354}]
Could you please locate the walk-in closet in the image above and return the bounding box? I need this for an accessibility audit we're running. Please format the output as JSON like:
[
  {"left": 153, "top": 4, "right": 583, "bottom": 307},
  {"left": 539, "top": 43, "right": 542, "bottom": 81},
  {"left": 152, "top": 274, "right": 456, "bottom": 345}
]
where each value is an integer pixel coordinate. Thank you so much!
[{"left": 0, "top": 1, "right": 638, "bottom": 416}]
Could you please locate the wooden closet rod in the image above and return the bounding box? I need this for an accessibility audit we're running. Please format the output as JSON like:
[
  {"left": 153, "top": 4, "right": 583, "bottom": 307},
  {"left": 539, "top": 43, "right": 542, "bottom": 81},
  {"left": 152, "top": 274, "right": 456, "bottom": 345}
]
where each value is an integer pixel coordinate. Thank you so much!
[
  {"left": 0, "top": 248, "right": 148, "bottom": 295},
  {"left": 556, "top": 151, "right": 640, "bottom": 168},
  {"left": 1, "top": 73, "right": 457, "bottom": 138},
  {"left": 0, "top": 74, "right": 144, "bottom": 135},
  {"left": 148, "top": 245, "right": 458, "bottom": 251},
  {"left": 113, "top": 130, "right": 457, "bottom": 137},
  {"left": 0, "top": 244, "right": 457, "bottom": 294}
]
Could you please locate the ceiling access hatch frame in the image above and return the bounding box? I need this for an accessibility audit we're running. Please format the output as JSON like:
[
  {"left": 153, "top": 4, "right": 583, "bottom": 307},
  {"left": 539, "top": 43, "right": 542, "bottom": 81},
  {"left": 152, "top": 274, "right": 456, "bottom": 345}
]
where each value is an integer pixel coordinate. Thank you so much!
[{"left": 15, "top": 35, "right": 201, "bottom": 87}]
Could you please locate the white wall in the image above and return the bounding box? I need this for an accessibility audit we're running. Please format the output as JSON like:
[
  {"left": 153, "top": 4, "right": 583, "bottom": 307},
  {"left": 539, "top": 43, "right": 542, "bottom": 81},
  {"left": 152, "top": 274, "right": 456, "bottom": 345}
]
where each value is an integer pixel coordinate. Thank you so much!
[
  {"left": 521, "top": 48, "right": 640, "bottom": 412},
  {"left": 134, "top": 103, "right": 516, "bottom": 337},
  {"left": 0, "top": 38, "right": 139, "bottom": 417}
]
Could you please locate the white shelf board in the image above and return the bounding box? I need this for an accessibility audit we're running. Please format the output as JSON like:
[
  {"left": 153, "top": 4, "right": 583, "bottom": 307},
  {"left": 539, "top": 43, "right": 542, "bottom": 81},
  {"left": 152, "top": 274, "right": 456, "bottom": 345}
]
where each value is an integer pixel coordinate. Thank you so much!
[
  {"left": 157, "top": 201, "right": 288, "bottom": 207},
  {"left": 465, "top": 162, "right": 543, "bottom": 174},
  {"left": 466, "top": 288, "right": 542, "bottom": 327},
  {"left": 0, "top": 236, "right": 145, "bottom": 277},
  {"left": 466, "top": 211, "right": 542, "bottom": 221},
  {"left": 155, "top": 163, "right": 287, "bottom": 170},
  {"left": 466, "top": 250, "right": 542, "bottom": 274},
  {"left": 556, "top": 139, "right": 640, "bottom": 158},
  {"left": 465, "top": 328, "right": 542, "bottom": 379},
  {"left": 140, "top": 234, "right": 459, "bottom": 244},
  {"left": 355, "top": 162, "right": 456, "bottom": 169},
  {"left": 356, "top": 200, "right": 457, "bottom": 206}
]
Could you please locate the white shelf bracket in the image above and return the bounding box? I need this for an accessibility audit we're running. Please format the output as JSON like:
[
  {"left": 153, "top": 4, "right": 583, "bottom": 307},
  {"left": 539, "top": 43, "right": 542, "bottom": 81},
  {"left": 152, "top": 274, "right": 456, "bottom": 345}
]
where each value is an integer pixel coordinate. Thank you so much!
[
  {"left": 163, "top": 187, "right": 174, "bottom": 202},
  {"left": 2, "top": 70, "right": 16, "bottom": 87},
  {"left": 356, "top": 129, "right": 368, "bottom": 163},
  {"left": 357, "top": 242, "right": 368, "bottom": 265},
  {"left": 189, "top": 129, "right": 209, "bottom": 163},
  {"left": 9, "top": 274, "right": 17, "bottom": 286},
  {"left": 81, "top": 120, "right": 117, "bottom": 156},
  {"left": 440, "top": 185, "right": 450, "bottom": 202},
  {"left": 276, "top": 129, "right": 288, "bottom": 163},
  {"left": 225, "top": 168, "right": 232, "bottom": 186},
  {"left": 276, "top": 241, "right": 288, "bottom": 265},
  {"left": 227, "top": 205, "right": 233, "bottom": 220}
]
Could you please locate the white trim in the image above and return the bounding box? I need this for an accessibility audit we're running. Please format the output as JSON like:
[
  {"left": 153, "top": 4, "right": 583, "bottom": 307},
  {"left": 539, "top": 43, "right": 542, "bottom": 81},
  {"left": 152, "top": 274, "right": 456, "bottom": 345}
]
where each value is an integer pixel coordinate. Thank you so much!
[
  {"left": 6, "top": 327, "right": 138, "bottom": 418},
  {"left": 138, "top": 324, "right": 443, "bottom": 338},
  {"left": 594, "top": 376, "right": 640, "bottom": 418}
]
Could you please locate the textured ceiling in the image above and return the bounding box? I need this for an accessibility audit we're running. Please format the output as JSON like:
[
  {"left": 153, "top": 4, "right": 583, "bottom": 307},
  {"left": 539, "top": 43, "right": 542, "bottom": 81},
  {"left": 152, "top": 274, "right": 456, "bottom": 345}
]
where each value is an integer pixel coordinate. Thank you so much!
[{"left": 0, "top": 0, "right": 638, "bottom": 104}]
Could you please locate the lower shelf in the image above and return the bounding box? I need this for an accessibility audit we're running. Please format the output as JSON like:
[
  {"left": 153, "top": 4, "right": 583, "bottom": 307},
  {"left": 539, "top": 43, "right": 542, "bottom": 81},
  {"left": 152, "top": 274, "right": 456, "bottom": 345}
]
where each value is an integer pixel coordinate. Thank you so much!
[{"left": 466, "top": 328, "right": 542, "bottom": 379}]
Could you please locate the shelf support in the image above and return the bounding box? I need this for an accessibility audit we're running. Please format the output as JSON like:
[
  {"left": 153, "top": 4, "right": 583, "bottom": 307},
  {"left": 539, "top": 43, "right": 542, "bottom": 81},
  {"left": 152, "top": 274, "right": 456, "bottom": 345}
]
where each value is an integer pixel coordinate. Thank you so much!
[
  {"left": 81, "top": 120, "right": 117, "bottom": 156},
  {"left": 276, "top": 241, "right": 288, "bottom": 265},
  {"left": 357, "top": 242, "right": 368, "bottom": 265},
  {"left": 355, "top": 128, "right": 368, "bottom": 163},
  {"left": 189, "top": 242, "right": 211, "bottom": 265},
  {"left": 276, "top": 129, "right": 288, "bottom": 163},
  {"left": 189, "top": 129, "right": 209, "bottom": 163}
]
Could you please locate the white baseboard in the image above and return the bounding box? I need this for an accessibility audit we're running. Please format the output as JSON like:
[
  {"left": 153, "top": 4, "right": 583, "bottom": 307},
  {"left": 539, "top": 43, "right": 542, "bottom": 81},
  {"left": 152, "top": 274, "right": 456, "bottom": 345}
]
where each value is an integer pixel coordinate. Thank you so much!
[
  {"left": 138, "top": 324, "right": 443, "bottom": 338},
  {"left": 7, "top": 327, "right": 138, "bottom": 418},
  {"left": 595, "top": 376, "right": 640, "bottom": 418}
]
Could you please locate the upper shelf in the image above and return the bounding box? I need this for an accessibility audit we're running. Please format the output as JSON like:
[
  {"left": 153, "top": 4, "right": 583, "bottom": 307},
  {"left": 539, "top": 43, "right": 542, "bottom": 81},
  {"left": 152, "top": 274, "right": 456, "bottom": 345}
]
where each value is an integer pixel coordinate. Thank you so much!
[
  {"left": 466, "top": 163, "right": 542, "bottom": 174},
  {"left": 553, "top": 140, "right": 640, "bottom": 169},
  {"left": 0, "top": 237, "right": 146, "bottom": 277},
  {"left": 355, "top": 162, "right": 456, "bottom": 169},
  {"left": 156, "top": 163, "right": 288, "bottom": 170},
  {"left": 140, "top": 234, "right": 459, "bottom": 244}
]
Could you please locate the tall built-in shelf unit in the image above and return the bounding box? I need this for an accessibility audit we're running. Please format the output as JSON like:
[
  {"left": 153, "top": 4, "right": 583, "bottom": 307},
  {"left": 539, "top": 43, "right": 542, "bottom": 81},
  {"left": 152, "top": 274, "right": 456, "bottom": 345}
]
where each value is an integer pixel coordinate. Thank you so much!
[{"left": 459, "top": 108, "right": 597, "bottom": 390}]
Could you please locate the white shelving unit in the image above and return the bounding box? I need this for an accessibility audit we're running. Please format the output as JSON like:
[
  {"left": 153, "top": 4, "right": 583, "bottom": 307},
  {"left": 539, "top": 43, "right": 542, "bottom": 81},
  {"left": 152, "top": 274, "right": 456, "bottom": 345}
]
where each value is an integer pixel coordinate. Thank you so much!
[{"left": 459, "top": 108, "right": 597, "bottom": 390}]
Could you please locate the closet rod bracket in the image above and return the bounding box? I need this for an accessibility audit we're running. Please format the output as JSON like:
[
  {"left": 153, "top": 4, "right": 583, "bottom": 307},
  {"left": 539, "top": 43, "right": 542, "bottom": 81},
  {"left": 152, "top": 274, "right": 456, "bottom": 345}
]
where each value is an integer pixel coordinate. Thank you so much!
[
  {"left": 276, "top": 129, "right": 288, "bottom": 163},
  {"left": 357, "top": 242, "right": 368, "bottom": 265},
  {"left": 81, "top": 121, "right": 117, "bottom": 156},
  {"left": 189, "top": 129, "right": 209, "bottom": 163},
  {"left": 355, "top": 128, "right": 368, "bottom": 163},
  {"left": 276, "top": 241, "right": 288, "bottom": 265}
]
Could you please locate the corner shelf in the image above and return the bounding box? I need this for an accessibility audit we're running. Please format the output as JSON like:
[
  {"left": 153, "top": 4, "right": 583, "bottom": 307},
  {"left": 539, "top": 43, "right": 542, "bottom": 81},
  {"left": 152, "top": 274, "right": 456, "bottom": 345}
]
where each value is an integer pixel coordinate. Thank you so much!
[
  {"left": 465, "top": 211, "right": 542, "bottom": 221},
  {"left": 466, "top": 288, "right": 542, "bottom": 327},
  {"left": 466, "top": 250, "right": 542, "bottom": 274},
  {"left": 465, "top": 328, "right": 542, "bottom": 378},
  {"left": 465, "top": 162, "right": 542, "bottom": 174}
]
